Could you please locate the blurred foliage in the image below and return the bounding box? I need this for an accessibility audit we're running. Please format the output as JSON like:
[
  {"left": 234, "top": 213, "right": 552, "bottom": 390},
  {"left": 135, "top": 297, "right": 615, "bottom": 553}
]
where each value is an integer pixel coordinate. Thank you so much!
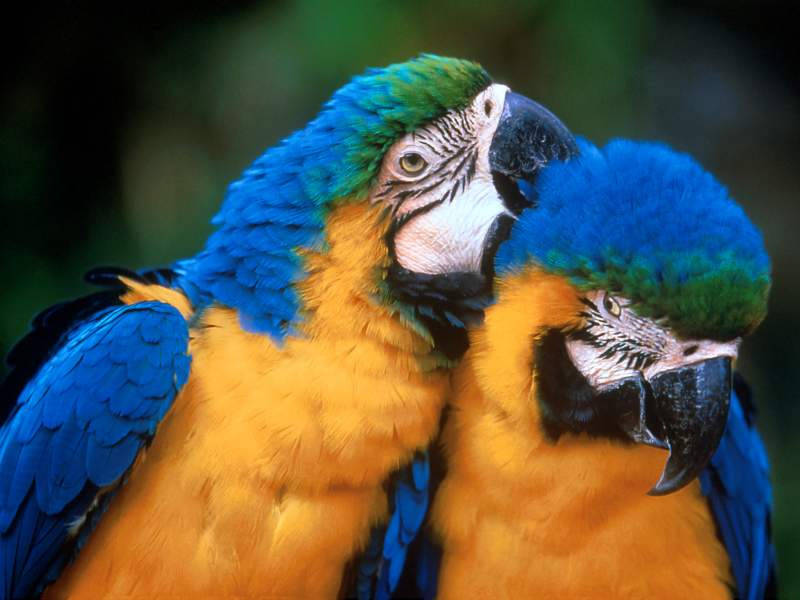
[{"left": 2, "top": 0, "right": 798, "bottom": 594}]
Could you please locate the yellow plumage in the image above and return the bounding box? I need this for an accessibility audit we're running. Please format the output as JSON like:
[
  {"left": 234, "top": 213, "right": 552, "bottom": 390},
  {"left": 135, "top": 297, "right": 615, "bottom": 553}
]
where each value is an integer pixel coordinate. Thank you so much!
[
  {"left": 431, "top": 267, "right": 733, "bottom": 599},
  {"left": 45, "top": 201, "right": 449, "bottom": 598}
]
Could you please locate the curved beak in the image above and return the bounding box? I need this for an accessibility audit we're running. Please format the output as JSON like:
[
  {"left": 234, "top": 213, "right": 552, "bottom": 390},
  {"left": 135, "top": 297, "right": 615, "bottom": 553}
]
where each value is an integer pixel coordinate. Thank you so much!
[
  {"left": 613, "top": 357, "right": 732, "bottom": 495},
  {"left": 488, "top": 91, "right": 578, "bottom": 214},
  {"left": 646, "top": 357, "right": 732, "bottom": 495}
]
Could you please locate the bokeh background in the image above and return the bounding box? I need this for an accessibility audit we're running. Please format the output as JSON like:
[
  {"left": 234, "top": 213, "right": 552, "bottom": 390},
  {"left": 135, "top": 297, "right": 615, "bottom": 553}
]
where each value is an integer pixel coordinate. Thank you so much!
[{"left": 2, "top": 0, "right": 798, "bottom": 593}]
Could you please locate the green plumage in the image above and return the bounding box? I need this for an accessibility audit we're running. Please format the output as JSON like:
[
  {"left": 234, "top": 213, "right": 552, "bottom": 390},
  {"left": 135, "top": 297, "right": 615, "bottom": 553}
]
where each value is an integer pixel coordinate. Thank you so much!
[
  {"left": 563, "top": 252, "right": 770, "bottom": 340},
  {"left": 329, "top": 54, "right": 491, "bottom": 202}
]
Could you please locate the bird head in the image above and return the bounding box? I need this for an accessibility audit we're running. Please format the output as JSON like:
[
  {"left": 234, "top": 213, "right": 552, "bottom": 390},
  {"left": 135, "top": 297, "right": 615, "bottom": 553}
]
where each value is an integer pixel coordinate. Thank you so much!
[
  {"left": 188, "top": 55, "right": 576, "bottom": 349},
  {"left": 335, "top": 55, "right": 577, "bottom": 354},
  {"left": 488, "top": 139, "right": 770, "bottom": 494}
]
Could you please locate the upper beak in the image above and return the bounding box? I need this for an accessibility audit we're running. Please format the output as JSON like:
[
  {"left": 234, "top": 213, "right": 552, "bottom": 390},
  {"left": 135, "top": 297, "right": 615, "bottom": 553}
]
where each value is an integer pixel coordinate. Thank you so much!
[
  {"left": 488, "top": 92, "right": 578, "bottom": 214},
  {"left": 646, "top": 357, "right": 732, "bottom": 495},
  {"left": 489, "top": 92, "right": 578, "bottom": 179},
  {"left": 613, "top": 357, "right": 732, "bottom": 495}
]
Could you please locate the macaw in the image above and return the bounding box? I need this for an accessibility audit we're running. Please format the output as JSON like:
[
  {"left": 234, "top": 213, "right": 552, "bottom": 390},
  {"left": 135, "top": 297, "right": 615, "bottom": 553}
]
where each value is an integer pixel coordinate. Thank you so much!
[
  {"left": 428, "top": 139, "right": 775, "bottom": 599},
  {"left": 0, "top": 55, "right": 576, "bottom": 598}
]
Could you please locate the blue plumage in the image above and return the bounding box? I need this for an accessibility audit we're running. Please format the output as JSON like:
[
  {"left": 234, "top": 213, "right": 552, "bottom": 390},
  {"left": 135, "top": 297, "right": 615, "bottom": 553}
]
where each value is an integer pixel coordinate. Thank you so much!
[
  {"left": 0, "top": 301, "right": 190, "bottom": 599},
  {"left": 700, "top": 375, "right": 776, "bottom": 600},
  {"left": 357, "top": 451, "right": 431, "bottom": 600},
  {"left": 498, "top": 139, "right": 768, "bottom": 282},
  {"left": 497, "top": 138, "right": 770, "bottom": 340},
  {"left": 0, "top": 55, "right": 493, "bottom": 598}
]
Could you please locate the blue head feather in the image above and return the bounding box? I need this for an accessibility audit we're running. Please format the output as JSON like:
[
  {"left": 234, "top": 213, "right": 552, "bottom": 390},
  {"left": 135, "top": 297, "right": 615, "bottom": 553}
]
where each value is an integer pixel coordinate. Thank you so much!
[
  {"left": 496, "top": 138, "right": 771, "bottom": 339},
  {"left": 179, "top": 55, "right": 491, "bottom": 338}
]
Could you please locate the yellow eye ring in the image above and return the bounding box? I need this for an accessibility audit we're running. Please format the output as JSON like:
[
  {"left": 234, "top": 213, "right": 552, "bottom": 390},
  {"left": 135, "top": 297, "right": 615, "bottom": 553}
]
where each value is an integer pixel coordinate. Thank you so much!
[
  {"left": 603, "top": 294, "right": 622, "bottom": 318},
  {"left": 399, "top": 152, "right": 427, "bottom": 175}
]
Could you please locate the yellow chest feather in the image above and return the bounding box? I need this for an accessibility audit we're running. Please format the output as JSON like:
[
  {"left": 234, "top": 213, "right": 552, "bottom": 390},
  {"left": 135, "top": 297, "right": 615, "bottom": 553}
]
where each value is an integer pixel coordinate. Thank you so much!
[
  {"left": 46, "top": 203, "right": 449, "bottom": 598},
  {"left": 433, "top": 403, "right": 734, "bottom": 599},
  {"left": 431, "top": 270, "right": 733, "bottom": 600}
]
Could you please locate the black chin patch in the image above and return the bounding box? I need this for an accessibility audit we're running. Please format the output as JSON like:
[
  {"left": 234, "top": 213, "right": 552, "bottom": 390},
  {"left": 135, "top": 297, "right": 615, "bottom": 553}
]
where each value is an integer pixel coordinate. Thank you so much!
[
  {"left": 534, "top": 329, "right": 634, "bottom": 443},
  {"left": 385, "top": 263, "right": 491, "bottom": 360},
  {"left": 384, "top": 212, "right": 511, "bottom": 359},
  {"left": 384, "top": 204, "right": 518, "bottom": 360}
]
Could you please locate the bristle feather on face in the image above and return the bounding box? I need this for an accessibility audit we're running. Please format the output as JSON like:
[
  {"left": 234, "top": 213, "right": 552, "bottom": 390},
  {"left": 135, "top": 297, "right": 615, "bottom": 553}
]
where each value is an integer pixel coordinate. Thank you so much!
[{"left": 376, "top": 84, "right": 511, "bottom": 275}]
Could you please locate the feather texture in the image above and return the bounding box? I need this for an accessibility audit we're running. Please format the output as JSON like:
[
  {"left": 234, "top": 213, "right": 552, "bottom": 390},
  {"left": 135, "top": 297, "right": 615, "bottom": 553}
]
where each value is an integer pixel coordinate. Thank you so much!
[
  {"left": 2, "top": 55, "right": 496, "bottom": 597},
  {"left": 41, "top": 201, "right": 449, "bottom": 599},
  {"left": 179, "top": 55, "right": 490, "bottom": 339},
  {"left": 497, "top": 139, "right": 770, "bottom": 340},
  {"left": 427, "top": 139, "right": 773, "bottom": 599},
  {"left": 700, "top": 375, "right": 776, "bottom": 600},
  {"left": 357, "top": 451, "right": 430, "bottom": 600},
  {"left": 0, "top": 302, "right": 190, "bottom": 598},
  {"left": 430, "top": 269, "right": 733, "bottom": 598}
]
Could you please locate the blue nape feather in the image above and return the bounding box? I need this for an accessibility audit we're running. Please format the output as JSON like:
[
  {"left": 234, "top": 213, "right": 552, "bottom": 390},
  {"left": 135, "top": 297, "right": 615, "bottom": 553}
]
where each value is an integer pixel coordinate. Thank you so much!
[{"left": 499, "top": 138, "right": 768, "bottom": 281}]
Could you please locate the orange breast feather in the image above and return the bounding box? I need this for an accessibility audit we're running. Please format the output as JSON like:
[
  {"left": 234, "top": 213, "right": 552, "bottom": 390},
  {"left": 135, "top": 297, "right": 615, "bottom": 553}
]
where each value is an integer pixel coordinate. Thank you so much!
[
  {"left": 432, "top": 269, "right": 732, "bottom": 600},
  {"left": 45, "top": 202, "right": 449, "bottom": 598}
]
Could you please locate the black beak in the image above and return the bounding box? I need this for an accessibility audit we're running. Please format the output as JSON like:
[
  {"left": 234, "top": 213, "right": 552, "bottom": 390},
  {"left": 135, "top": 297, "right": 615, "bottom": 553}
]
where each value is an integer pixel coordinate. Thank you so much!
[
  {"left": 488, "top": 91, "right": 578, "bottom": 213},
  {"left": 646, "top": 357, "right": 732, "bottom": 495},
  {"left": 614, "top": 357, "right": 732, "bottom": 496}
]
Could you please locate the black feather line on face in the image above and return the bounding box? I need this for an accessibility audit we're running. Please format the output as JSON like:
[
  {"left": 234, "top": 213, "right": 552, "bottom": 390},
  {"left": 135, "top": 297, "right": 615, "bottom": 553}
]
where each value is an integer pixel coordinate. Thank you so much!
[
  {"left": 379, "top": 104, "right": 497, "bottom": 359},
  {"left": 535, "top": 329, "right": 636, "bottom": 442},
  {"left": 436, "top": 144, "right": 466, "bottom": 171},
  {"left": 570, "top": 296, "right": 664, "bottom": 369},
  {"left": 388, "top": 197, "right": 446, "bottom": 234},
  {"left": 416, "top": 138, "right": 439, "bottom": 153}
]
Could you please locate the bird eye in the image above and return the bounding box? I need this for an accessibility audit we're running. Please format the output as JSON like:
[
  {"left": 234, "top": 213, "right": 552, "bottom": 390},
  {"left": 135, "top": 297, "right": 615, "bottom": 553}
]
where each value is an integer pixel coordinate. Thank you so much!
[
  {"left": 603, "top": 294, "right": 622, "bottom": 318},
  {"left": 484, "top": 99, "right": 493, "bottom": 117},
  {"left": 399, "top": 152, "right": 427, "bottom": 175}
]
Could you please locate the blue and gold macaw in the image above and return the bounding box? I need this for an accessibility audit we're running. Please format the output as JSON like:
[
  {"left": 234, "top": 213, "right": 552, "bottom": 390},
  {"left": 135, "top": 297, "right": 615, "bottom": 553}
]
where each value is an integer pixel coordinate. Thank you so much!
[
  {"left": 428, "top": 139, "right": 775, "bottom": 599},
  {"left": 0, "top": 55, "right": 576, "bottom": 598}
]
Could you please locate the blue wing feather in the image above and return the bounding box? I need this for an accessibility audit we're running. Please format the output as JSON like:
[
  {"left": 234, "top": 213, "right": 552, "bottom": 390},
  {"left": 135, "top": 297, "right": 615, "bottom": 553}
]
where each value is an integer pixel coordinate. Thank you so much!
[
  {"left": 355, "top": 451, "right": 431, "bottom": 600},
  {"left": 0, "top": 301, "right": 190, "bottom": 599},
  {"left": 700, "top": 373, "right": 777, "bottom": 600}
]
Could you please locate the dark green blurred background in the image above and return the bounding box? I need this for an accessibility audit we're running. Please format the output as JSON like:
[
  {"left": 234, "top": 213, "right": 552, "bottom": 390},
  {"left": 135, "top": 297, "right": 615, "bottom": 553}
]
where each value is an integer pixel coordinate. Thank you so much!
[{"left": 2, "top": 0, "right": 798, "bottom": 593}]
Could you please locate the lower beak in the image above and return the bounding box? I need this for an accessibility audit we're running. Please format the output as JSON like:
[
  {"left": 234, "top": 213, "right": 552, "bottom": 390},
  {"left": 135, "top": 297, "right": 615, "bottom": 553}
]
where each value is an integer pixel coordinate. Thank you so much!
[{"left": 613, "top": 357, "right": 732, "bottom": 495}]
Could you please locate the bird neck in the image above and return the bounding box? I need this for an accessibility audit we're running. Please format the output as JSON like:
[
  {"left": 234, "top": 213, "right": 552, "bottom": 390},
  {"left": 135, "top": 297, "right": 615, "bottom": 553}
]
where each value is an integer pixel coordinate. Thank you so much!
[
  {"left": 179, "top": 172, "right": 448, "bottom": 362},
  {"left": 433, "top": 357, "right": 731, "bottom": 598},
  {"left": 431, "top": 268, "right": 732, "bottom": 598},
  {"left": 295, "top": 199, "right": 444, "bottom": 362}
]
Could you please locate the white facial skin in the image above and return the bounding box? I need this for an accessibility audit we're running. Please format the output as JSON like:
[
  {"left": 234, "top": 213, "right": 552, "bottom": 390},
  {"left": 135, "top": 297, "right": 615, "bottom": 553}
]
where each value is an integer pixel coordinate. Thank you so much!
[
  {"left": 566, "top": 290, "right": 740, "bottom": 388},
  {"left": 371, "top": 84, "right": 513, "bottom": 274}
]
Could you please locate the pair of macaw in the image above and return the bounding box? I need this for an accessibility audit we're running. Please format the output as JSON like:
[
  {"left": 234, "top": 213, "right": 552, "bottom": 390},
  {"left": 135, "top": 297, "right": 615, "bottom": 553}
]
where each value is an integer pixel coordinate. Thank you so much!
[{"left": 0, "top": 55, "right": 774, "bottom": 599}]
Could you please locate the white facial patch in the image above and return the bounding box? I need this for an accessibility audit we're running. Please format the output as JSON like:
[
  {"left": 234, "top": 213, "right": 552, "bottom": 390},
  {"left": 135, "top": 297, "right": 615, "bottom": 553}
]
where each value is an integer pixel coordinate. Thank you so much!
[
  {"left": 566, "top": 290, "right": 740, "bottom": 389},
  {"left": 372, "top": 84, "right": 513, "bottom": 275},
  {"left": 391, "top": 178, "right": 508, "bottom": 273}
]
